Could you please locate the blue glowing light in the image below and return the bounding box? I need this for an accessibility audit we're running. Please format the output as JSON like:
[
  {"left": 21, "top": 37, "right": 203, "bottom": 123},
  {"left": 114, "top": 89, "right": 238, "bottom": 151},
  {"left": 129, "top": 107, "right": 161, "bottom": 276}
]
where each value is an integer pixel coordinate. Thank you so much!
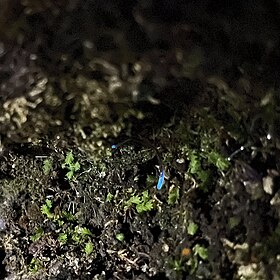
[{"left": 157, "top": 169, "right": 165, "bottom": 190}]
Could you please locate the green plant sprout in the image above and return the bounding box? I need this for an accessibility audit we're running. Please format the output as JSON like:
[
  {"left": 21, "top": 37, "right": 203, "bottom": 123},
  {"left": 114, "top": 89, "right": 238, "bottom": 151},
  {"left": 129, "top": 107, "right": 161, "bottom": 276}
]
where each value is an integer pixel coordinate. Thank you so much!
[
  {"left": 40, "top": 199, "right": 94, "bottom": 252},
  {"left": 169, "top": 243, "right": 208, "bottom": 275},
  {"left": 116, "top": 233, "right": 125, "bottom": 242},
  {"left": 193, "top": 244, "right": 208, "bottom": 260},
  {"left": 62, "top": 151, "right": 80, "bottom": 180},
  {"left": 43, "top": 159, "right": 53, "bottom": 175},
  {"left": 30, "top": 228, "right": 44, "bottom": 242},
  {"left": 61, "top": 210, "right": 76, "bottom": 221},
  {"left": 184, "top": 145, "right": 230, "bottom": 190},
  {"left": 206, "top": 151, "right": 230, "bottom": 171},
  {"left": 168, "top": 187, "right": 180, "bottom": 205},
  {"left": 188, "top": 151, "right": 210, "bottom": 185},
  {"left": 56, "top": 225, "right": 93, "bottom": 249},
  {"left": 58, "top": 232, "right": 68, "bottom": 244},
  {"left": 146, "top": 174, "right": 156, "bottom": 187},
  {"left": 77, "top": 226, "right": 92, "bottom": 237},
  {"left": 84, "top": 242, "right": 94, "bottom": 255},
  {"left": 228, "top": 216, "right": 241, "bottom": 229},
  {"left": 187, "top": 221, "right": 198, "bottom": 236},
  {"left": 125, "top": 190, "right": 154, "bottom": 213},
  {"left": 71, "top": 226, "right": 93, "bottom": 244},
  {"left": 28, "top": 258, "right": 43, "bottom": 273},
  {"left": 41, "top": 199, "right": 67, "bottom": 227},
  {"left": 184, "top": 244, "right": 209, "bottom": 275},
  {"left": 106, "top": 192, "right": 114, "bottom": 202},
  {"left": 170, "top": 259, "right": 184, "bottom": 271},
  {"left": 41, "top": 199, "right": 54, "bottom": 220}
]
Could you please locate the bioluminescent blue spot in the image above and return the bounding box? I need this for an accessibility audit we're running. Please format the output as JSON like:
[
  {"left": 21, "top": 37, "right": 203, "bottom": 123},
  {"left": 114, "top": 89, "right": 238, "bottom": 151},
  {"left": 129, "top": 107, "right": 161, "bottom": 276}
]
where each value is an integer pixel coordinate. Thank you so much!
[
  {"left": 157, "top": 169, "right": 165, "bottom": 190},
  {"left": 111, "top": 144, "right": 117, "bottom": 149}
]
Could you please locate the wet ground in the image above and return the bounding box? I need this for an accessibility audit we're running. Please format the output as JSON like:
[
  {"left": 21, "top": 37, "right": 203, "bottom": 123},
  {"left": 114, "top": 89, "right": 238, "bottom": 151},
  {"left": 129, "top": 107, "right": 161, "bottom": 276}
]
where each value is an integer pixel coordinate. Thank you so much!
[{"left": 1, "top": 1, "right": 280, "bottom": 279}]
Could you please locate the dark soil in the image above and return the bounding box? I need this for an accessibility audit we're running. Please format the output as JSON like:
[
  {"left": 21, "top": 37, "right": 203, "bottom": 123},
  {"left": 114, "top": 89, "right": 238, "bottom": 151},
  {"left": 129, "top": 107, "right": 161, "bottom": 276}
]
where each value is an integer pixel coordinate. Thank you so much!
[{"left": 1, "top": 1, "right": 280, "bottom": 279}]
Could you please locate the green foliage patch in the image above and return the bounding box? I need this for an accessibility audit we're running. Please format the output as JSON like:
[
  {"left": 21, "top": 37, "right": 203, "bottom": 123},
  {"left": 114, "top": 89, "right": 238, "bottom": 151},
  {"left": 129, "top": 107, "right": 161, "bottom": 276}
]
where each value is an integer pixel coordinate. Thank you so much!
[
  {"left": 43, "top": 159, "right": 53, "bottom": 175},
  {"left": 125, "top": 190, "right": 154, "bottom": 213},
  {"left": 62, "top": 151, "right": 81, "bottom": 180}
]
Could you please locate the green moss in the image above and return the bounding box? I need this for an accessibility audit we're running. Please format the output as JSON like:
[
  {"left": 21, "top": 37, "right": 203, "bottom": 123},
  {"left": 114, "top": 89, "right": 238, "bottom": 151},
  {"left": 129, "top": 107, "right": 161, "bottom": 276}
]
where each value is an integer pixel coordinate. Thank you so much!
[{"left": 176, "top": 123, "right": 230, "bottom": 190}]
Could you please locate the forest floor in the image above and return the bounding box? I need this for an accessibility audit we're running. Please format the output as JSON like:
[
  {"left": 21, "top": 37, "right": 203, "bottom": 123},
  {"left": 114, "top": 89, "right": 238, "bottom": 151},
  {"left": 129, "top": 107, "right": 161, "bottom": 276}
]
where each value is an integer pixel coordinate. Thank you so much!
[{"left": 1, "top": 1, "right": 280, "bottom": 279}]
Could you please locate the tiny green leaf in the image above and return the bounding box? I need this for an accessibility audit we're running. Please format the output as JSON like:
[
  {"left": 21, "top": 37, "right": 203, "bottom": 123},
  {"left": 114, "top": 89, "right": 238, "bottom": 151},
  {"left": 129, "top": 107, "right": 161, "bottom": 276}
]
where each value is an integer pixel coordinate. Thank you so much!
[
  {"left": 45, "top": 199, "right": 52, "bottom": 209},
  {"left": 142, "top": 190, "right": 149, "bottom": 200},
  {"left": 65, "top": 151, "right": 74, "bottom": 165},
  {"left": 116, "top": 233, "right": 125, "bottom": 242},
  {"left": 188, "top": 153, "right": 200, "bottom": 174},
  {"left": 207, "top": 151, "right": 229, "bottom": 171},
  {"left": 57, "top": 219, "right": 64, "bottom": 226},
  {"left": 80, "top": 227, "right": 92, "bottom": 236},
  {"left": 126, "top": 195, "right": 141, "bottom": 206},
  {"left": 193, "top": 244, "right": 208, "bottom": 260},
  {"left": 136, "top": 200, "right": 153, "bottom": 213},
  {"left": 63, "top": 151, "right": 80, "bottom": 180},
  {"left": 146, "top": 174, "right": 156, "bottom": 187},
  {"left": 62, "top": 211, "right": 76, "bottom": 221},
  {"left": 84, "top": 242, "right": 94, "bottom": 255},
  {"left": 41, "top": 201, "right": 53, "bottom": 220},
  {"left": 187, "top": 222, "right": 198, "bottom": 236},
  {"left": 126, "top": 191, "right": 154, "bottom": 213},
  {"left": 168, "top": 187, "right": 180, "bottom": 205},
  {"left": 74, "top": 162, "right": 80, "bottom": 171},
  {"left": 171, "top": 259, "right": 183, "bottom": 271},
  {"left": 106, "top": 192, "right": 114, "bottom": 202},
  {"left": 29, "top": 258, "right": 43, "bottom": 273},
  {"left": 31, "top": 228, "right": 44, "bottom": 242},
  {"left": 66, "top": 170, "right": 74, "bottom": 180},
  {"left": 71, "top": 232, "right": 81, "bottom": 244},
  {"left": 43, "top": 159, "right": 53, "bottom": 175}
]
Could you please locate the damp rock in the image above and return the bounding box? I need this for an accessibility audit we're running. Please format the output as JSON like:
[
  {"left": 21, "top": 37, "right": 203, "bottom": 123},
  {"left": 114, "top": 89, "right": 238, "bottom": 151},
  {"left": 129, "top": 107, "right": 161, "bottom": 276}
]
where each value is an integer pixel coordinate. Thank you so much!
[
  {"left": 263, "top": 175, "right": 274, "bottom": 195},
  {"left": 237, "top": 262, "right": 266, "bottom": 280}
]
